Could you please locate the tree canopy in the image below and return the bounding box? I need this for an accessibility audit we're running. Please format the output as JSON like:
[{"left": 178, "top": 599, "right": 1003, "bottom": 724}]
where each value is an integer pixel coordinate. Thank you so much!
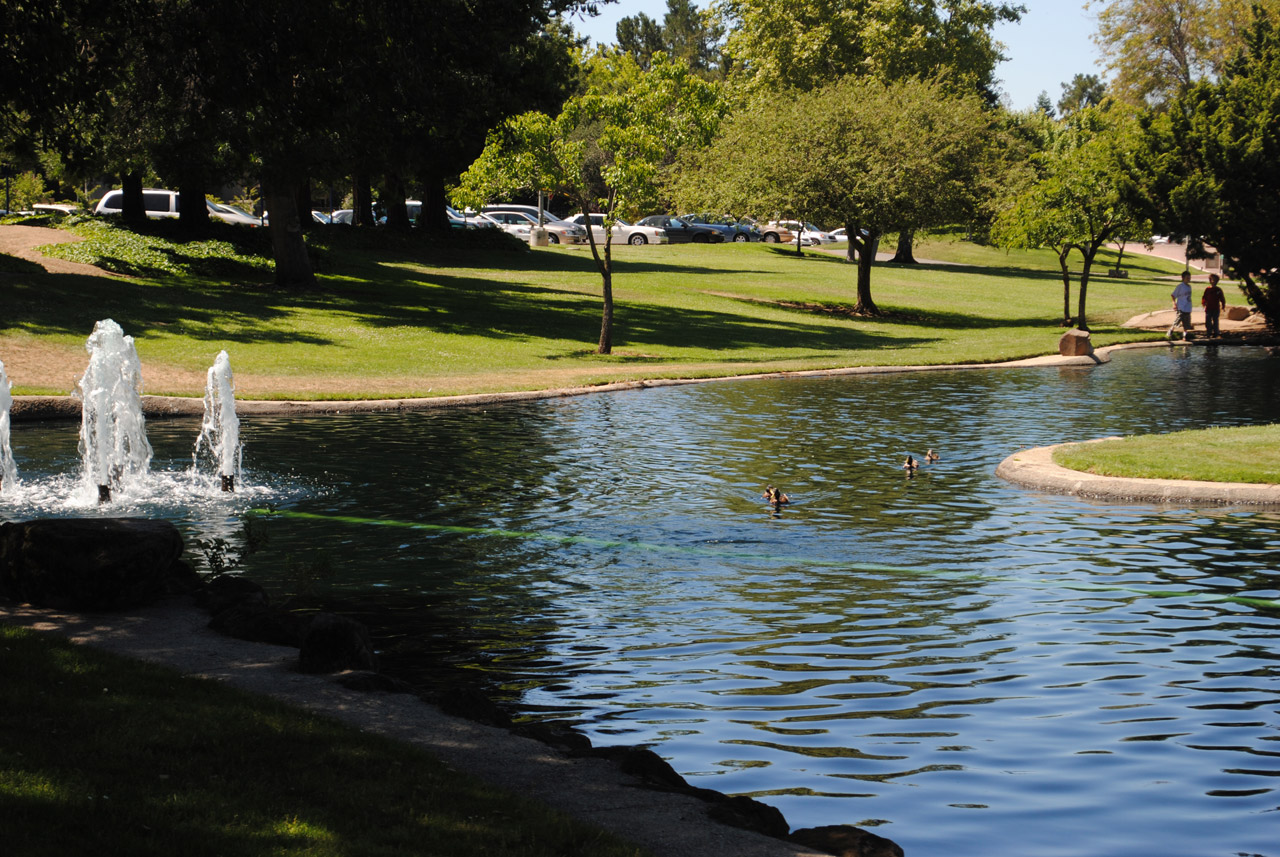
[
  {"left": 672, "top": 75, "right": 992, "bottom": 314},
  {"left": 716, "top": 0, "right": 1023, "bottom": 101},
  {"left": 1137, "top": 7, "right": 1280, "bottom": 327}
]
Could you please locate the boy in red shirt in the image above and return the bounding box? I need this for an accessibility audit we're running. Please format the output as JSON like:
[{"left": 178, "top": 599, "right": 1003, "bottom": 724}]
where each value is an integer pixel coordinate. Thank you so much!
[{"left": 1202, "top": 274, "right": 1226, "bottom": 338}]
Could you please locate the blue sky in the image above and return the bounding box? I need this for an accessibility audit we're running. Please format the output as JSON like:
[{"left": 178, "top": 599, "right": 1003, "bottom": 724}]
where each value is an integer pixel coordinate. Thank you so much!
[{"left": 566, "top": 0, "right": 1103, "bottom": 111}]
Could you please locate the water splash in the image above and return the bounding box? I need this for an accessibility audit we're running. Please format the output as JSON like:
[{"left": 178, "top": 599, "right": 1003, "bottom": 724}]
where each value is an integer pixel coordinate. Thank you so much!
[
  {"left": 74, "top": 319, "right": 153, "bottom": 502},
  {"left": 0, "top": 358, "right": 17, "bottom": 493},
  {"left": 194, "top": 350, "right": 241, "bottom": 491}
]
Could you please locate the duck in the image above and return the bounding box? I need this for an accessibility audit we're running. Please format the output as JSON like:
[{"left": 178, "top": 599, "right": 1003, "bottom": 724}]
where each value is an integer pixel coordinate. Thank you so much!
[
  {"left": 903, "top": 456, "right": 919, "bottom": 470},
  {"left": 925, "top": 449, "right": 939, "bottom": 463},
  {"left": 763, "top": 485, "right": 791, "bottom": 505}
]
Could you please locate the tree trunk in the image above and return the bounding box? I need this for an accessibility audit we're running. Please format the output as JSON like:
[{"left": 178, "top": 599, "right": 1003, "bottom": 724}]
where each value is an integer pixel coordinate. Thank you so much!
[
  {"left": 294, "top": 178, "right": 312, "bottom": 230},
  {"left": 890, "top": 229, "right": 917, "bottom": 264},
  {"left": 1077, "top": 249, "right": 1094, "bottom": 332},
  {"left": 853, "top": 228, "right": 881, "bottom": 315},
  {"left": 382, "top": 174, "right": 410, "bottom": 231},
  {"left": 353, "top": 173, "right": 375, "bottom": 226},
  {"left": 597, "top": 267, "right": 614, "bottom": 354},
  {"left": 177, "top": 175, "right": 210, "bottom": 231},
  {"left": 420, "top": 169, "right": 451, "bottom": 234},
  {"left": 1239, "top": 272, "right": 1278, "bottom": 330},
  {"left": 121, "top": 172, "right": 145, "bottom": 227},
  {"left": 263, "top": 174, "right": 315, "bottom": 288},
  {"left": 1057, "top": 245, "right": 1073, "bottom": 326}
]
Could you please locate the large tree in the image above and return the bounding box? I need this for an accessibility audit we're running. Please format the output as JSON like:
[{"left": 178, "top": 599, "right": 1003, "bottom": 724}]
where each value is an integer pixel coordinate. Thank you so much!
[
  {"left": 1137, "top": 7, "right": 1280, "bottom": 327},
  {"left": 1088, "top": 0, "right": 1280, "bottom": 107},
  {"left": 717, "top": 0, "right": 1023, "bottom": 101},
  {"left": 458, "top": 53, "right": 726, "bottom": 353},
  {"left": 673, "top": 75, "right": 991, "bottom": 315},
  {"left": 991, "top": 107, "right": 1149, "bottom": 330}
]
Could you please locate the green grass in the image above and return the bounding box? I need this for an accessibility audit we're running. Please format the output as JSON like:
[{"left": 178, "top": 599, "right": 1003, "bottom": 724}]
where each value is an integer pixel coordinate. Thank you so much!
[
  {"left": 0, "top": 624, "right": 648, "bottom": 857},
  {"left": 2, "top": 220, "right": 1188, "bottom": 399},
  {"left": 1052, "top": 424, "right": 1280, "bottom": 483}
]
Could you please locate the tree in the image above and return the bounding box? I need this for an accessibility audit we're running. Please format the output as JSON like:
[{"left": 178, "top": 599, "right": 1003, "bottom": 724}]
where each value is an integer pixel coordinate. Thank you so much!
[
  {"left": 616, "top": 11, "right": 666, "bottom": 67},
  {"left": 1034, "top": 91, "right": 1057, "bottom": 118},
  {"left": 673, "top": 76, "right": 992, "bottom": 314},
  {"left": 1137, "top": 7, "right": 1280, "bottom": 328},
  {"left": 992, "top": 107, "right": 1150, "bottom": 330},
  {"left": 1087, "top": 0, "right": 1280, "bottom": 107},
  {"left": 615, "top": 1, "right": 725, "bottom": 76},
  {"left": 1057, "top": 73, "right": 1108, "bottom": 116},
  {"left": 717, "top": 0, "right": 1024, "bottom": 101},
  {"left": 457, "top": 53, "right": 726, "bottom": 353}
]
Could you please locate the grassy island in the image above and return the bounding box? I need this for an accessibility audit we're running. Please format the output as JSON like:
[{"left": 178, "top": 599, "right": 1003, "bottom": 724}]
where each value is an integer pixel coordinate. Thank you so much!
[{"left": 1053, "top": 424, "right": 1280, "bottom": 484}]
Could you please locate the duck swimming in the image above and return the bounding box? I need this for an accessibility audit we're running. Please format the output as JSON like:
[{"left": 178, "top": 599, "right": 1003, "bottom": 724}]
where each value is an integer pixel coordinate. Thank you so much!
[{"left": 925, "top": 449, "right": 939, "bottom": 462}]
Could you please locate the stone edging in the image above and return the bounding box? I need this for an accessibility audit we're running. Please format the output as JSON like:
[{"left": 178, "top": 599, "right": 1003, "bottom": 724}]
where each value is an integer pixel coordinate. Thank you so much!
[
  {"left": 11, "top": 341, "right": 1152, "bottom": 422},
  {"left": 995, "top": 442, "right": 1280, "bottom": 506}
]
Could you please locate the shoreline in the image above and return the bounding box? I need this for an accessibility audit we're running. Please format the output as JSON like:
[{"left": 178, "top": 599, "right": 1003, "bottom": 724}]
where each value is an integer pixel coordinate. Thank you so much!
[{"left": 12, "top": 340, "right": 1150, "bottom": 421}]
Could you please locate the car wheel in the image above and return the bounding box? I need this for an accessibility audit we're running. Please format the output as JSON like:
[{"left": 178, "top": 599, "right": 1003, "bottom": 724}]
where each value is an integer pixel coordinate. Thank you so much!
[
  {"left": 548, "top": 234, "right": 560, "bottom": 244},
  {"left": 733, "top": 233, "right": 749, "bottom": 242},
  {"left": 629, "top": 233, "right": 647, "bottom": 246},
  {"left": 763, "top": 233, "right": 778, "bottom": 243},
  {"left": 693, "top": 234, "right": 708, "bottom": 243}
]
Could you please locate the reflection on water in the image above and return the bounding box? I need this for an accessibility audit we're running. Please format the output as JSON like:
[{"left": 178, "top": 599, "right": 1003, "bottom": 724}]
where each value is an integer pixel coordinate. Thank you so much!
[{"left": 4, "top": 346, "right": 1280, "bottom": 857}]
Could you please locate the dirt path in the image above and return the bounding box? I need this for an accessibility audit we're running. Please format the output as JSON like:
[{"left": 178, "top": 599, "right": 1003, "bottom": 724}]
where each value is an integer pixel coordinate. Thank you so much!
[{"left": 0, "top": 224, "right": 115, "bottom": 277}]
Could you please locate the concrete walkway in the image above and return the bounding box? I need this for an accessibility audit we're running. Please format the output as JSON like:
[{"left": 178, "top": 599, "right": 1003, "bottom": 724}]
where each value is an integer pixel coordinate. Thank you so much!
[{"left": 996, "top": 442, "right": 1280, "bottom": 506}]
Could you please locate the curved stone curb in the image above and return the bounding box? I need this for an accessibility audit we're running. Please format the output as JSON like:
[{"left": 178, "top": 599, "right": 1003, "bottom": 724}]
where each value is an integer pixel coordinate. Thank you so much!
[
  {"left": 996, "top": 442, "right": 1280, "bottom": 506},
  {"left": 10, "top": 344, "right": 1130, "bottom": 422}
]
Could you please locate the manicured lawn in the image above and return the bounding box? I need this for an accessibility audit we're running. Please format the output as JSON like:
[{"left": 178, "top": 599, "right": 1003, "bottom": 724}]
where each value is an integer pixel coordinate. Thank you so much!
[
  {"left": 0, "top": 219, "right": 1185, "bottom": 399},
  {"left": 1052, "top": 423, "right": 1280, "bottom": 483},
  {"left": 0, "top": 624, "right": 647, "bottom": 857}
]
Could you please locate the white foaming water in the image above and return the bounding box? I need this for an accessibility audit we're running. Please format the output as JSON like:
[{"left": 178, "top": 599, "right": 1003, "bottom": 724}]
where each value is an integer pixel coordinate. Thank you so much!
[
  {"left": 0, "top": 358, "right": 17, "bottom": 493},
  {"left": 194, "top": 350, "right": 241, "bottom": 487},
  {"left": 75, "top": 319, "right": 153, "bottom": 500}
]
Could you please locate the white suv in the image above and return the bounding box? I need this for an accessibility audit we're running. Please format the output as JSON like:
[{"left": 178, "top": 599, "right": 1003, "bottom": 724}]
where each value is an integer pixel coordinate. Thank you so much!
[{"left": 94, "top": 188, "right": 180, "bottom": 218}]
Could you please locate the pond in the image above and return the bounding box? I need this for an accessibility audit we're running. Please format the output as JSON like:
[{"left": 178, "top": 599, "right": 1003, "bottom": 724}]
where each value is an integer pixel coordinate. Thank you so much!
[{"left": 4, "top": 345, "right": 1279, "bottom": 857}]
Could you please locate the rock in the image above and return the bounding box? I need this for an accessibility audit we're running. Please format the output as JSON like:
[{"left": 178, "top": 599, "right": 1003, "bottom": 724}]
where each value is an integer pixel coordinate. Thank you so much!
[
  {"left": 207, "top": 597, "right": 309, "bottom": 646},
  {"left": 1058, "top": 328, "right": 1094, "bottom": 357},
  {"left": 0, "top": 517, "right": 185, "bottom": 610},
  {"left": 331, "top": 670, "right": 416, "bottom": 694},
  {"left": 298, "top": 612, "right": 379, "bottom": 674},
  {"left": 789, "top": 825, "right": 905, "bottom": 857},
  {"left": 1225, "top": 305, "right": 1251, "bottom": 321},
  {"left": 706, "top": 794, "right": 790, "bottom": 839},
  {"left": 195, "top": 573, "right": 267, "bottom": 616}
]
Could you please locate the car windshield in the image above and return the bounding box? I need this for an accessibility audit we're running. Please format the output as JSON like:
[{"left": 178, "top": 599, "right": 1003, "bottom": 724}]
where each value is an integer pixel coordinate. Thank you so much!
[{"left": 805, "top": 222, "right": 822, "bottom": 232}]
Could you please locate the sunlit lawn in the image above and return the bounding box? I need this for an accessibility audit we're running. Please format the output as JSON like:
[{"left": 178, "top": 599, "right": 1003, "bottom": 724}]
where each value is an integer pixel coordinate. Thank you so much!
[
  {"left": 0, "top": 219, "right": 1187, "bottom": 398},
  {"left": 1053, "top": 423, "right": 1280, "bottom": 483}
]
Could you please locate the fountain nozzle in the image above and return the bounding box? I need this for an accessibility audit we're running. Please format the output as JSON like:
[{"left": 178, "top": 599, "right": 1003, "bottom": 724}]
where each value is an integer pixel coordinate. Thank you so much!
[{"left": 221, "top": 474, "right": 235, "bottom": 493}]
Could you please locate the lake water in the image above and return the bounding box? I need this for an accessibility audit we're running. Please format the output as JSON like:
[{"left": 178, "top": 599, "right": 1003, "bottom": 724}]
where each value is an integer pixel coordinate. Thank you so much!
[{"left": 3, "top": 345, "right": 1279, "bottom": 857}]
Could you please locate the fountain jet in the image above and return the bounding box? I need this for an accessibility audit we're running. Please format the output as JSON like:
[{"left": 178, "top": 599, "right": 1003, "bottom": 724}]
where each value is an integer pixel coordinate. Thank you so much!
[
  {"left": 194, "top": 350, "right": 240, "bottom": 492},
  {"left": 75, "top": 320, "right": 153, "bottom": 503},
  {"left": 0, "top": 358, "right": 17, "bottom": 494}
]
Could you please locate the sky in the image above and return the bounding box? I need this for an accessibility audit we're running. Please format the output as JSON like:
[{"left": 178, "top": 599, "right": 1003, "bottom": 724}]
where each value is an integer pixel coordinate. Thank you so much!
[{"left": 565, "top": 0, "right": 1104, "bottom": 111}]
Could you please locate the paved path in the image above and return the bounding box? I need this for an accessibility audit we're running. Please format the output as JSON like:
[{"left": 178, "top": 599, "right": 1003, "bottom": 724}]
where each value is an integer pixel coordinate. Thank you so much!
[{"left": 0, "top": 224, "right": 114, "bottom": 277}]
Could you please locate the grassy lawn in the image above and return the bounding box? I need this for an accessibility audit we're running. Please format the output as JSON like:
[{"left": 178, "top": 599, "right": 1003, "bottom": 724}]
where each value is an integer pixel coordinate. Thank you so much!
[
  {"left": 1052, "top": 423, "right": 1280, "bottom": 483},
  {"left": 0, "top": 218, "right": 1184, "bottom": 399},
  {"left": 0, "top": 623, "right": 647, "bottom": 857}
]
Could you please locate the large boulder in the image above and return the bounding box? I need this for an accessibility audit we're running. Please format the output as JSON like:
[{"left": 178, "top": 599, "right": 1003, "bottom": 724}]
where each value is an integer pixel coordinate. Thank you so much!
[
  {"left": 1225, "top": 305, "right": 1252, "bottom": 321},
  {"left": 1058, "top": 328, "right": 1094, "bottom": 357},
  {"left": 298, "top": 612, "right": 379, "bottom": 673},
  {"left": 790, "top": 825, "right": 905, "bottom": 857},
  {"left": 0, "top": 517, "right": 189, "bottom": 610}
]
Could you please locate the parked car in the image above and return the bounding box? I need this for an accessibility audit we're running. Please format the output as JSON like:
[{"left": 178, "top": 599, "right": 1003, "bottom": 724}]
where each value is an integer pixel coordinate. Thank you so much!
[
  {"left": 94, "top": 188, "right": 180, "bottom": 218},
  {"left": 772, "top": 220, "right": 836, "bottom": 245},
  {"left": 635, "top": 215, "right": 725, "bottom": 243},
  {"left": 209, "top": 201, "right": 262, "bottom": 227},
  {"left": 679, "top": 214, "right": 758, "bottom": 242},
  {"left": 463, "top": 208, "right": 526, "bottom": 236},
  {"left": 741, "top": 216, "right": 794, "bottom": 244},
  {"left": 33, "top": 203, "right": 80, "bottom": 216},
  {"left": 482, "top": 208, "right": 587, "bottom": 244},
  {"left": 566, "top": 213, "right": 669, "bottom": 245}
]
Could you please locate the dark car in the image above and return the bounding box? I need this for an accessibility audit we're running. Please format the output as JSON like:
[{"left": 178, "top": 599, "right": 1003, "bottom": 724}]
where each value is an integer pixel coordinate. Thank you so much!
[
  {"left": 636, "top": 215, "right": 725, "bottom": 244},
  {"left": 679, "top": 214, "right": 759, "bottom": 242}
]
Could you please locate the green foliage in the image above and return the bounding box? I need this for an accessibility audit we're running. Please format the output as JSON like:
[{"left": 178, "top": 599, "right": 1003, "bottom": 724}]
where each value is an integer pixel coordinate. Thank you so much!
[
  {"left": 1138, "top": 7, "right": 1280, "bottom": 327},
  {"left": 43, "top": 219, "right": 274, "bottom": 279},
  {"left": 1057, "top": 73, "right": 1108, "bottom": 116},
  {"left": 717, "top": 0, "right": 1023, "bottom": 100},
  {"left": 3, "top": 171, "right": 47, "bottom": 210},
  {"left": 1053, "top": 423, "right": 1280, "bottom": 483}
]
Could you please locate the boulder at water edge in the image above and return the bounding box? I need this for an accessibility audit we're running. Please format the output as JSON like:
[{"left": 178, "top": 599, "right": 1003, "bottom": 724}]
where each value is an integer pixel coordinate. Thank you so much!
[
  {"left": 0, "top": 517, "right": 191, "bottom": 611},
  {"left": 789, "top": 825, "right": 905, "bottom": 857},
  {"left": 1058, "top": 328, "right": 1094, "bottom": 357}
]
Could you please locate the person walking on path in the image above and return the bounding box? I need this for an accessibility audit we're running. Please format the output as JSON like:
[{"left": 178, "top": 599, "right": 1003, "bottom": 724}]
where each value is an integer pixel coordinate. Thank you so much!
[
  {"left": 1202, "top": 274, "right": 1226, "bottom": 338},
  {"left": 1169, "top": 270, "right": 1194, "bottom": 340}
]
